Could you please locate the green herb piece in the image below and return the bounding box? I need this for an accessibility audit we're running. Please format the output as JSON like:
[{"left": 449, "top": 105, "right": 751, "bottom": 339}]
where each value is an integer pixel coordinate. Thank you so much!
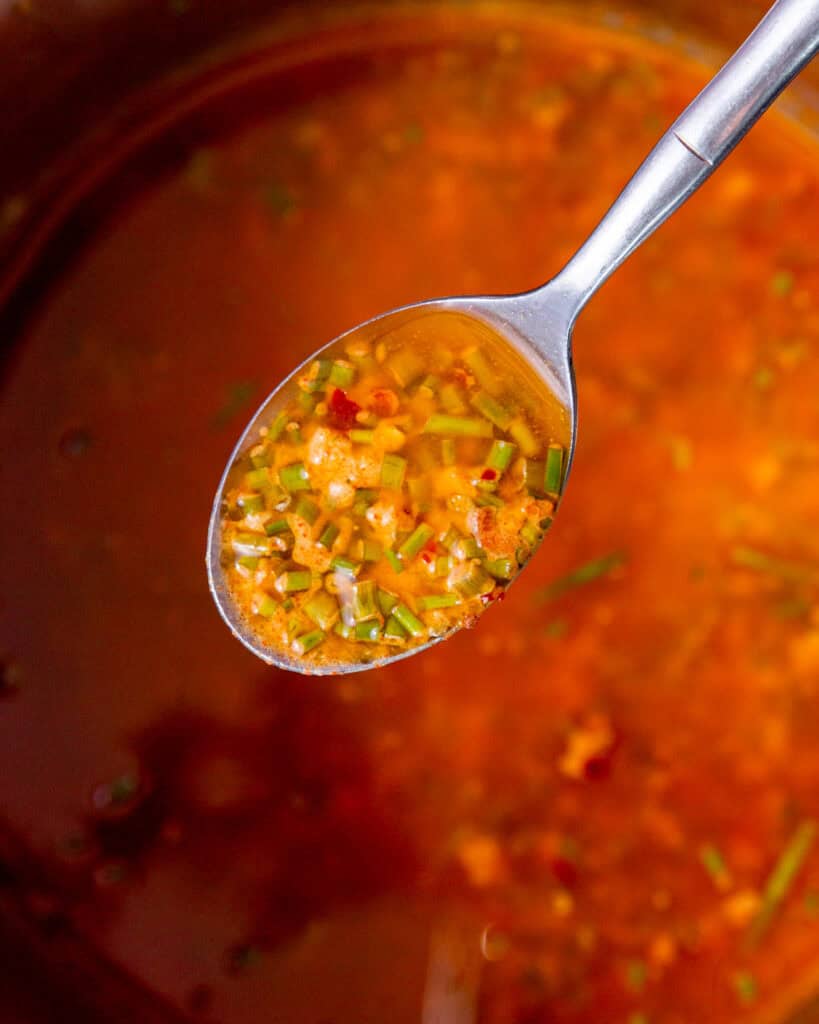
[
  {"left": 237, "top": 493, "right": 265, "bottom": 516},
  {"left": 354, "top": 620, "right": 381, "bottom": 643},
  {"left": 470, "top": 391, "right": 513, "bottom": 430},
  {"left": 545, "top": 444, "right": 564, "bottom": 496},
  {"left": 475, "top": 493, "right": 505, "bottom": 508},
  {"left": 232, "top": 533, "right": 273, "bottom": 557},
  {"left": 416, "top": 593, "right": 460, "bottom": 611},
  {"left": 212, "top": 379, "right": 257, "bottom": 429},
  {"left": 442, "top": 439, "right": 456, "bottom": 465},
  {"left": 293, "top": 496, "right": 320, "bottom": 525},
  {"left": 249, "top": 451, "right": 271, "bottom": 469},
  {"left": 298, "top": 391, "right": 317, "bottom": 414},
  {"left": 746, "top": 819, "right": 817, "bottom": 948},
  {"left": 770, "top": 269, "right": 794, "bottom": 297},
  {"left": 351, "top": 580, "right": 379, "bottom": 622},
  {"left": 423, "top": 414, "right": 492, "bottom": 438},
  {"left": 485, "top": 558, "right": 514, "bottom": 580},
  {"left": 265, "top": 518, "right": 290, "bottom": 536},
  {"left": 279, "top": 462, "right": 311, "bottom": 492},
  {"left": 392, "top": 603, "right": 425, "bottom": 637},
  {"left": 398, "top": 523, "right": 435, "bottom": 561},
  {"left": 330, "top": 555, "right": 361, "bottom": 578},
  {"left": 386, "top": 349, "right": 424, "bottom": 388},
  {"left": 537, "top": 551, "right": 626, "bottom": 602},
  {"left": 359, "top": 539, "right": 382, "bottom": 562},
  {"left": 453, "top": 562, "right": 492, "bottom": 597},
  {"left": 350, "top": 429, "right": 375, "bottom": 445},
  {"left": 276, "top": 570, "right": 312, "bottom": 593},
  {"left": 281, "top": 598, "right": 294, "bottom": 612},
  {"left": 520, "top": 521, "right": 542, "bottom": 548},
  {"left": 334, "top": 621, "right": 353, "bottom": 640},
  {"left": 435, "top": 555, "right": 451, "bottom": 577},
  {"left": 463, "top": 346, "right": 500, "bottom": 395},
  {"left": 451, "top": 536, "right": 481, "bottom": 560},
  {"left": 441, "top": 526, "right": 461, "bottom": 551},
  {"left": 733, "top": 970, "right": 757, "bottom": 1005},
  {"left": 486, "top": 439, "right": 517, "bottom": 474},
  {"left": 380, "top": 453, "right": 407, "bottom": 489},
  {"left": 292, "top": 629, "right": 325, "bottom": 655},
  {"left": 318, "top": 523, "right": 340, "bottom": 549},
  {"left": 328, "top": 361, "right": 356, "bottom": 388},
  {"left": 731, "top": 546, "right": 817, "bottom": 583},
  {"left": 524, "top": 460, "right": 546, "bottom": 496},
  {"left": 384, "top": 615, "right": 408, "bottom": 641},
  {"left": 244, "top": 468, "right": 272, "bottom": 491},
  {"left": 377, "top": 589, "right": 399, "bottom": 616},
  {"left": 303, "top": 359, "right": 331, "bottom": 393},
  {"left": 256, "top": 595, "right": 277, "bottom": 618},
  {"left": 304, "top": 591, "right": 340, "bottom": 631},
  {"left": 269, "top": 411, "right": 288, "bottom": 441},
  {"left": 700, "top": 843, "right": 732, "bottom": 891},
  {"left": 439, "top": 383, "right": 467, "bottom": 414},
  {"left": 237, "top": 556, "right": 260, "bottom": 571},
  {"left": 352, "top": 488, "right": 378, "bottom": 516},
  {"left": 509, "top": 417, "right": 539, "bottom": 457},
  {"left": 384, "top": 549, "right": 403, "bottom": 574}
]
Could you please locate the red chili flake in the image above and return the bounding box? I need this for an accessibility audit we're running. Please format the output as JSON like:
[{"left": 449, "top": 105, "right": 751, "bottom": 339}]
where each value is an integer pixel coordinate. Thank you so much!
[
  {"left": 420, "top": 552, "right": 433, "bottom": 564},
  {"left": 481, "top": 468, "right": 497, "bottom": 481},
  {"left": 422, "top": 539, "right": 438, "bottom": 554},
  {"left": 327, "top": 387, "right": 361, "bottom": 431}
]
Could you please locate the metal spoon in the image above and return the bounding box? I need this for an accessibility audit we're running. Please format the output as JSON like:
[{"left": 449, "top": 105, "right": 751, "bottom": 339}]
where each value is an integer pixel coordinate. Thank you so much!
[{"left": 208, "top": 0, "right": 819, "bottom": 675}]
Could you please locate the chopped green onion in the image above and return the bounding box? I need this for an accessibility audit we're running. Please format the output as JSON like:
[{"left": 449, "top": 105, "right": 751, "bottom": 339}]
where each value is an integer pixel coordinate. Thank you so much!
[
  {"left": 384, "top": 549, "right": 403, "bottom": 574},
  {"left": 451, "top": 536, "right": 481, "bottom": 560},
  {"left": 452, "top": 562, "right": 492, "bottom": 597},
  {"left": 269, "top": 411, "right": 288, "bottom": 441},
  {"left": 292, "top": 629, "right": 325, "bottom": 654},
  {"left": 462, "top": 346, "right": 499, "bottom": 394},
  {"left": 237, "top": 556, "right": 260, "bottom": 571},
  {"left": 475, "top": 493, "right": 505, "bottom": 508},
  {"left": 303, "top": 591, "right": 340, "bottom": 631},
  {"left": 330, "top": 555, "right": 361, "bottom": 577},
  {"left": 442, "top": 439, "right": 456, "bottom": 465},
  {"left": 281, "top": 597, "right": 294, "bottom": 611},
  {"left": 485, "top": 558, "right": 514, "bottom": 580},
  {"left": 441, "top": 526, "right": 461, "bottom": 551},
  {"left": 545, "top": 444, "right": 564, "bottom": 496},
  {"left": 232, "top": 533, "right": 273, "bottom": 556},
  {"left": 423, "top": 414, "right": 492, "bottom": 438},
  {"left": 244, "top": 468, "right": 272, "bottom": 490},
  {"left": 377, "top": 588, "right": 399, "bottom": 616},
  {"left": 352, "top": 488, "right": 378, "bottom": 516},
  {"left": 275, "top": 570, "right": 313, "bottom": 593},
  {"left": 380, "top": 453, "right": 407, "bottom": 489},
  {"left": 256, "top": 595, "right": 278, "bottom": 617},
  {"left": 746, "top": 819, "right": 817, "bottom": 948},
  {"left": 486, "top": 439, "right": 516, "bottom": 473},
  {"left": 304, "top": 359, "right": 332, "bottom": 393},
  {"left": 384, "top": 615, "right": 408, "bottom": 641},
  {"left": 298, "top": 391, "right": 317, "bottom": 414},
  {"left": 386, "top": 349, "right": 424, "bottom": 388},
  {"left": 435, "top": 556, "right": 451, "bottom": 577},
  {"left": 265, "top": 518, "right": 290, "bottom": 536},
  {"left": 351, "top": 580, "right": 379, "bottom": 621},
  {"left": 334, "top": 621, "right": 353, "bottom": 640},
  {"left": 293, "top": 496, "right": 320, "bottom": 525},
  {"left": 439, "top": 383, "right": 467, "bottom": 414},
  {"left": 250, "top": 450, "right": 271, "bottom": 469},
  {"left": 328, "top": 360, "right": 356, "bottom": 388},
  {"left": 359, "top": 539, "right": 382, "bottom": 562},
  {"left": 279, "top": 462, "right": 311, "bottom": 492},
  {"left": 392, "top": 603, "right": 425, "bottom": 637},
  {"left": 524, "top": 459, "right": 545, "bottom": 495},
  {"left": 699, "top": 843, "right": 732, "bottom": 891},
  {"left": 470, "top": 391, "right": 513, "bottom": 430},
  {"left": 416, "top": 593, "right": 460, "bottom": 611},
  {"left": 509, "top": 417, "right": 539, "bottom": 457},
  {"left": 237, "top": 493, "right": 265, "bottom": 515},
  {"left": 350, "top": 429, "right": 375, "bottom": 445},
  {"left": 520, "top": 521, "right": 542, "bottom": 548},
  {"left": 354, "top": 620, "right": 381, "bottom": 643},
  {"left": 398, "top": 523, "right": 434, "bottom": 560},
  {"left": 318, "top": 523, "right": 340, "bottom": 549}
]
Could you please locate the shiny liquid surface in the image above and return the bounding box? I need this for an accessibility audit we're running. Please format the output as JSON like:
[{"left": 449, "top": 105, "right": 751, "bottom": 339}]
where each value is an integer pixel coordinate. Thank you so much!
[{"left": 2, "top": 9, "right": 819, "bottom": 1023}]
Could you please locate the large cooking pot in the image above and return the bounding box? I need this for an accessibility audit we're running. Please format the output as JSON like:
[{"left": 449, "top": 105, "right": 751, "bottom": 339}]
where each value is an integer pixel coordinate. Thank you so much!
[{"left": 2, "top": 2, "right": 819, "bottom": 1022}]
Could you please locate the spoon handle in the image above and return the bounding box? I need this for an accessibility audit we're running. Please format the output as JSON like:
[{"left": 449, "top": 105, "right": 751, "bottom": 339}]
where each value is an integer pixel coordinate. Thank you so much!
[{"left": 552, "top": 0, "right": 819, "bottom": 320}]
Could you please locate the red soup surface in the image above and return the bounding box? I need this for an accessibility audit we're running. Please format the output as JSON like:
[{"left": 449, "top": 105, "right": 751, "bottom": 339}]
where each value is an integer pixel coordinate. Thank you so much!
[{"left": 2, "top": 8, "right": 819, "bottom": 1024}]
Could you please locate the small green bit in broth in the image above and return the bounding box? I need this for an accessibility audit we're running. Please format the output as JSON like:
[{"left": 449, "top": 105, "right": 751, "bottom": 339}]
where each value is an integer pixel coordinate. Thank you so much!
[{"left": 219, "top": 312, "right": 570, "bottom": 668}]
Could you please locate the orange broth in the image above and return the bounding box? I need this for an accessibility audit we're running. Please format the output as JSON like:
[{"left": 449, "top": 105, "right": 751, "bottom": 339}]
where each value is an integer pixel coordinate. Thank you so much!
[{"left": 2, "top": 8, "right": 819, "bottom": 1023}]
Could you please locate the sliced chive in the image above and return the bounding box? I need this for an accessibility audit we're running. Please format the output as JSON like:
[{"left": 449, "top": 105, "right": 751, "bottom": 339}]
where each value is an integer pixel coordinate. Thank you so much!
[
  {"left": 386, "top": 349, "right": 424, "bottom": 388},
  {"left": 304, "top": 591, "right": 340, "bottom": 631},
  {"left": 237, "top": 556, "right": 260, "bottom": 571},
  {"left": 462, "top": 346, "right": 499, "bottom": 394},
  {"left": 442, "top": 439, "right": 456, "bottom": 465},
  {"left": 475, "top": 493, "right": 505, "bottom": 508},
  {"left": 264, "top": 518, "right": 290, "bottom": 536},
  {"left": 292, "top": 629, "right": 325, "bottom": 655},
  {"left": 509, "top": 417, "right": 539, "bottom": 457},
  {"left": 334, "top": 621, "right": 353, "bottom": 640},
  {"left": 384, "top": 549, "right": 403, "bottom": 574},
  {"left": 439, "top": 383, "right": 467, "bottom": 414},
  {"left": 441, "top": 525, "right": 461, "bottom": 551},
  {"left": 244, "top": 468, "right": 271, "bottom": 491},
  {"left": 293, "top": 496, "right": 320, "bottom": 525},
  {"left": 423, "top": 414, "right": 492, "bottom": 438},
  {"left": 269, "top": 411, "right": 288, "bottom": 441},
  {"left": 318, "top": 522, "right": 340, "bottom": 549},
  {"left": 360, "top": 539, "right": 382, "bottom": 562},
  {"left": 398, "top": 523, "right": 435, "bottom": 561},
  {"left": 452, "top": 562, "right": 492, "bottom": 597},
  {"left": 298, "top": 391, "right": 317, "bottom": 414},
  {"left": 350, "top": 429, "right": 375, "bottom": 445},
  {"left": 470, "top": 391, "right": 513, "bottom": 430},
  {"left": 279, "top": 462, "right": 311, "bottom": 492},
  {"left": 328, "top": 360, "right": 356, "bottom": 388},
  {"left": 275, "top": 570, "right": 313, "bottom": 593},
  {"left": 237, "top": 493, "right": 265, "bottom": 516},
  {"left": 351, "top": 580, "right": 379, "bottom": 621},
  {"left": 435, "top": 555, "right": 451, "bottom": 577},
  {"left": 380, "top": 453, "right": 407, "bottom": 489},
  {"left": 352, "top": 488, "right": 378, "bottom": 516},
  {"left": 250, "top": 450, "right": 271, "bottom": 469},
  {"left": 304, "top": 358, "right": 332, "bottom": 393},
  {"left": 486, "top": 439, "right": 516, "bottom": 473},
  {"left": 377, "top": 588, "right": 399, "bottom": 616},
  {"left": 545, "top": 444, "right": 564, "bottom": 496},
  {"left": 354, "top": 620, "right": 381, "bottom": 643},
  {"left": 416, "top": 593, "right": 460, "bottom": 611},
  {"left": 384, "top": 615, "right": 408, "bottom": 641},
  {"left": 392, "top": 603, "right": 425, "bottom": 637},
  {"left": 281, "top": 597, "right": 295, "bottom": 612},
  {"left": 520, "top": 521, "right": 542, "bottom": 547},
  {"left": 256, "top": 595, "right": 278, "bottom": 617},
  {"left": 485, "top": 558, "right": 514, "bottom": 580},
  {"left": 746, "top": 819, "right": 817, "bottom": 948},
  {"left": 232, "top": 532, "right": 273, "bottom": 556},
  {"left": 330, "top": 555, "right": 361, "bottom": 577},
  {"left": 524, "top": 459, "right": 546, "bottom": 496},
  {"left": 451, "top": 536, "right": 481, "bottom": 560}
]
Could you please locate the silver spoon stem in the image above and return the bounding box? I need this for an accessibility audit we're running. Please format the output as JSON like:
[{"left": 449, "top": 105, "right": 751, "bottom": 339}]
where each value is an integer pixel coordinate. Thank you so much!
[{"left": 549, "top": 0, "right": 819, "bottom": 325}]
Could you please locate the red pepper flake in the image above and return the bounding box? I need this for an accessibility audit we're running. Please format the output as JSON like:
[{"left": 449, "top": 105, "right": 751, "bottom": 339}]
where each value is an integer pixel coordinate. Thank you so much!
[
  {"left": 420, "top": 552, "right": 433, "bottom": 564},
  {"left": 481, "top": 468, "right": 497, "bottom": 481},
  {"left": 327, "top": 387, "right": 361, "bottom": 431}
]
